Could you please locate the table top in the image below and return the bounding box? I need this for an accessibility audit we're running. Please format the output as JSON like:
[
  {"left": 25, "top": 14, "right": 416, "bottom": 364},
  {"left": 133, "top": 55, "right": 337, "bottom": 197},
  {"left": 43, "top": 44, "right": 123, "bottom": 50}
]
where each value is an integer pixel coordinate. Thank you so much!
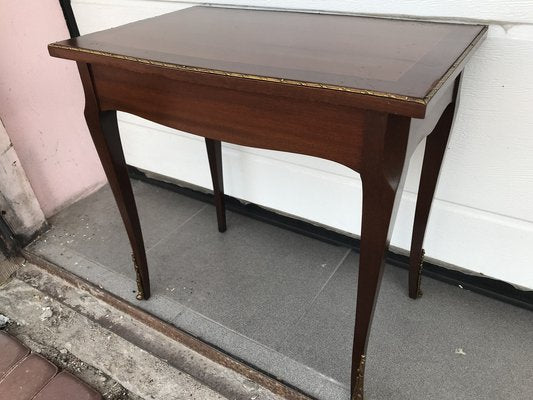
[{"left": 49, "top": 6, "right": 486, "bottom": 105}]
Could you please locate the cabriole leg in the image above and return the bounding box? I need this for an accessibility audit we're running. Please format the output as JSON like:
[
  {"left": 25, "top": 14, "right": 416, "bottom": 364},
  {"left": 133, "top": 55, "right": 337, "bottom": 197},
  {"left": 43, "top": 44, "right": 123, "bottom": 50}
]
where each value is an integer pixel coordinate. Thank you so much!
[
  {"left": 78, "top": 63, "right": 150, "bottom": 300},
  {"left": 408, "top": 76, "right": 461, "bottom": 299},
  {"left": 351, "top": 113, "right": 412, "bottom": 399}
]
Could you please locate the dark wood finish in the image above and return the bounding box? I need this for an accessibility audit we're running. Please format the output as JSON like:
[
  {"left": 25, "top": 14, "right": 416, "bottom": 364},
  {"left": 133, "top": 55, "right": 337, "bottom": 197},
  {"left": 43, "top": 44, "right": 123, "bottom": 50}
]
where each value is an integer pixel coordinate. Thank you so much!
[
  {"left": 77, "top": 63, "right": 150, "bottom": 300},
  {"left": 408, "top": 76, "right": 461, "bottom": 299},
  {"left": 50, "top": 7, "right": 484, "bottom": 101},
  {"left": 91, "top": 64, "right": 366, "bottom": 171},
  {"left": 47, "top": 46, "right": 426, "bottom": 118},
  {"left": 48, "top": 7, "right": 486, "bottom": 399},
  {"left": 49, "top": 7, "right": 487, "bottom": 118},
  {"left": 351, "top": 113, "right": 412, "bottom": 398},
  {"left": 205, "top": 139, "right": 226, "bottom": 232}
]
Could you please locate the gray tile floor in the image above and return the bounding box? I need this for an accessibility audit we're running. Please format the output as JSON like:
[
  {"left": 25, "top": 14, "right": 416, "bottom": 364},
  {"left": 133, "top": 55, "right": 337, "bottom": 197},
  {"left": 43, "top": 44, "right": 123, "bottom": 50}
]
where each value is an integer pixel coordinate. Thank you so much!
[{"left": 26, "top": 180, "right": 533, "bottom": 400}]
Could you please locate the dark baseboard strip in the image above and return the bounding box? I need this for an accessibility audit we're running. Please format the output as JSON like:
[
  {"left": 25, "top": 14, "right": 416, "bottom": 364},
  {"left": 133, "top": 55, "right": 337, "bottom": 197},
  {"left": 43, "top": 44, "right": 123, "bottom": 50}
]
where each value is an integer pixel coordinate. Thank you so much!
[{"left": 128, "top": 166, "right": 533, "bottom": 312}]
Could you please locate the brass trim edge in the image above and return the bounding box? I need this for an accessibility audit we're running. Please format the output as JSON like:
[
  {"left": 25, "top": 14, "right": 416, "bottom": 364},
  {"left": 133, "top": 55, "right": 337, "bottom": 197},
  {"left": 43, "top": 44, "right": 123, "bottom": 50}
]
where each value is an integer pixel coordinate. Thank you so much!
[
  {"left": 423, "top": 25, "right": 488, "bottom": 103},
  {"left": 49, "top": 43, "right": 426, "bottom": 105},
  {"left": 417, "top": 249, "right": 426, "bottom": 298},
  {"left": 352, "top": 354, "right": 366, "bottom": 400},
  {"left": 131, "top": 252, "right": 144, "bottom": 300}
]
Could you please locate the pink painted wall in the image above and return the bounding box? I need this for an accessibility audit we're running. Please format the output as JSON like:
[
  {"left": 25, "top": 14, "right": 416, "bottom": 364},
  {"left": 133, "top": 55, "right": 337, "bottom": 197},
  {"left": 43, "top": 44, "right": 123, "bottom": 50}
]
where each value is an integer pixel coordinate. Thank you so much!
[{"left": 0, "top": 0, "right": 105, "bottom": 217}]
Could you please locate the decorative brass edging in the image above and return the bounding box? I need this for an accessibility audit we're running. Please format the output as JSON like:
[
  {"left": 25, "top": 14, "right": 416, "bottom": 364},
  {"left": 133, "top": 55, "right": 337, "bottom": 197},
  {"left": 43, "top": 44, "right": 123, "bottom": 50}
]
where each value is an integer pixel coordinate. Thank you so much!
[
  {"left": 48, "top": 43, "right": 425, "bottom": 104},
  {"left": 49, "top": 24, "right": 486, "bottom": 109},
  {"left": 131, "top": 253, "right": 144, "bottom": 300},
  {"left": 352, "top": 355, "right": 366, "bottom": 400},
  {"left": 423, "top": 25, "right": 488, "bottom": 103},
  {"left": 416, "top": 249, "right": 426, "bottom": 298}
]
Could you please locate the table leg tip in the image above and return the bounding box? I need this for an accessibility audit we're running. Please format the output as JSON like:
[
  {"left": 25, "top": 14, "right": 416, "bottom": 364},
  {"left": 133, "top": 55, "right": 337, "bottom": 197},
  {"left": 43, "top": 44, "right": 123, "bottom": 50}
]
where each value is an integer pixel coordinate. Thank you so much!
[{"left": 135, "top": 292, "right": 151, "bottom": 300}]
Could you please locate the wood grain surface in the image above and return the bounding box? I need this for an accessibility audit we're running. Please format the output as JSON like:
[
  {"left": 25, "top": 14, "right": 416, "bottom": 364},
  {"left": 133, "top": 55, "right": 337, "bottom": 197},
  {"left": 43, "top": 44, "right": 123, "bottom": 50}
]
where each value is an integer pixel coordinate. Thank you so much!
[{"left": 50, "top": 6, "right": 485, "bottom": 101}]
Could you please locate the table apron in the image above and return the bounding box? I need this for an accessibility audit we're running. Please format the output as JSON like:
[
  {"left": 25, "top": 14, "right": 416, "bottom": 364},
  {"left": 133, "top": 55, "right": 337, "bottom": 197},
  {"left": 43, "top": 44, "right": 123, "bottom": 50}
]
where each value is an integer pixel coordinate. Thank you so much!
[
  {"left": 91, "top": 64, "right": 367, "bottom": 172},
  {"left": 409, "top": 78, "right": 455, "bottom": 154}
]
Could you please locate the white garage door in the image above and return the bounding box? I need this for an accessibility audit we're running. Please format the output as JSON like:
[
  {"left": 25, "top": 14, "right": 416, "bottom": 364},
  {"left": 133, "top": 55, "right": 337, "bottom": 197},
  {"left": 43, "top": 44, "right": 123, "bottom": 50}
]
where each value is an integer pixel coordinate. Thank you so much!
[{"left": 71, "top": 0, "right": 533, "bottom": 290}]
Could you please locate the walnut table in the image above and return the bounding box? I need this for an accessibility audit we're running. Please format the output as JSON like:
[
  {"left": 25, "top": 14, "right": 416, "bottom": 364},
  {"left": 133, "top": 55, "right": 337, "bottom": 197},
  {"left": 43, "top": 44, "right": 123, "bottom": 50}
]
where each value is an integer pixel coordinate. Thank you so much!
[{"left": 49, "top": 7, "right": 487, "bottom": 399}]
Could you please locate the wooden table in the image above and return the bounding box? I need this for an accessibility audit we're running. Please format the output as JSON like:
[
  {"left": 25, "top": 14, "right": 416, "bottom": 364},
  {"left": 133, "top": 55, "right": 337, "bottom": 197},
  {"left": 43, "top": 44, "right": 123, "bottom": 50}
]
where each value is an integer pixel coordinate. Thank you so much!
[{"left": 49, "top": 7, "right": 487, "bottom": 399}]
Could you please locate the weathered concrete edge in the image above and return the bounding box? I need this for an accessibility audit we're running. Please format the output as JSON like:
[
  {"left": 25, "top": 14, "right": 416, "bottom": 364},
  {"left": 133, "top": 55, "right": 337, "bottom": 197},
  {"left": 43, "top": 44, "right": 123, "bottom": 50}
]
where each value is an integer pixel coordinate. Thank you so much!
[
  {"left": 13, "top": 261, "right": 285, "bottom": 400},
  {"left": 0, "top": 272, "right": 225, "bottom": 399},
  {"left": 22, "top": 250, "right": 311, "bottom": 400}
]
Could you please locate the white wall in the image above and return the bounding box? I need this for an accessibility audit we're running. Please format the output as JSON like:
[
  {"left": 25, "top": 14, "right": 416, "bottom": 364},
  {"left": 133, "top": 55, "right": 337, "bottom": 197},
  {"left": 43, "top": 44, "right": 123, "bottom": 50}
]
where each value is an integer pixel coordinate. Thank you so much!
[{"left": 71, "top": 0, "right": 533, "bottom": 290}]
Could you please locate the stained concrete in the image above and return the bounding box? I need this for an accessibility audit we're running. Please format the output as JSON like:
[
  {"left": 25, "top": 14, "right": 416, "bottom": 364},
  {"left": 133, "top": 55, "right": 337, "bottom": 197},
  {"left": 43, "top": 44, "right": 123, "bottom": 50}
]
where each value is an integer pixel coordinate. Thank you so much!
[
  {"left": 0, "top": 119, "right": 46, "bottom": 240},
  {"left": 25, "top": 181, "right": 533, "bottom": 400},
  {"left": 0, "top": 261, "right": 283, "bottom": 400}
]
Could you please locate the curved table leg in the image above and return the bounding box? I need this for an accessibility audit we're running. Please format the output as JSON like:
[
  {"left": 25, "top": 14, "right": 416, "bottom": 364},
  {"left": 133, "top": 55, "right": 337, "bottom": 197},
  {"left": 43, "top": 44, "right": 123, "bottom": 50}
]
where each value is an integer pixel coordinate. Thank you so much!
[
  {"left": 78, "top": 63, "right": 150, "bottom": 300},
  {"left": 205, "top": 138, "right": 227, "bottom": 232},
  {"left": 408, "top": 76, "right": 461, "bottom": 299},
  {"left": 351, "top": 113, "right": 412, "bottom": 399}
]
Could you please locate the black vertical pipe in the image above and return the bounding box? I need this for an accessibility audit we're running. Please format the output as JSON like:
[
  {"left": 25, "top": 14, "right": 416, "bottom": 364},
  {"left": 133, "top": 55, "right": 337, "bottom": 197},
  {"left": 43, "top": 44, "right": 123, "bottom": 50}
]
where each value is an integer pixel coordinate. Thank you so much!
[{"left": 59, "top": 0, "right": 80, "bottom": 38}]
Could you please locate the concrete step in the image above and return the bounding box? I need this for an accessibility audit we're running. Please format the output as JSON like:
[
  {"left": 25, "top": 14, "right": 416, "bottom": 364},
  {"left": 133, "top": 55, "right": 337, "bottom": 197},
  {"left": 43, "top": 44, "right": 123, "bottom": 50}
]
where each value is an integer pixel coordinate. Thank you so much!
[{"left": 0, "top": 261, "right": 286, "bottom": 400}]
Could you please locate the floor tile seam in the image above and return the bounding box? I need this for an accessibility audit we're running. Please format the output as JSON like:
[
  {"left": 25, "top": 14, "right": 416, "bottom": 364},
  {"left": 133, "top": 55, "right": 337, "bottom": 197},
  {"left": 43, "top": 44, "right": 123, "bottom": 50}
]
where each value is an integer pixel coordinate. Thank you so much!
[
  {"left": 22, "top": 249, "right": 184, "bottom": 321},
  {"left": 292, "top": 247, "right": 351, "bottom": 317},
  {"left": 28, "top": 245, "right": 124, "bottom": 281},
  {"left": 0, "top": 333, "right": 31, "bottom": 374},
  {"left": 16, "top": 263, "right": 348, "bottom": 394},
  {"left": 171, "top": 306, "right": 300, "bottom": 359},
  {"left": 163, "top": 247, "right": 353, "bottom": 359},
  {"left": 32, "top": 204, "right": 207, "bottom": 294},
  {"left": 59, "top": 262, "right": 186, "bottom": 321},
  {"left": 28, "top": 237, "right": 172, "bottom": 298},
  {"left": 0, "top": 352, "right": 32, "bottom": 385},
  {"left": 11, "top": 272, "right": 350, "bottom": 400},
  {"left": 30, "top": 369, "right": 58, "bottom": 399},
  {"left": 31, "top": 370, "right": 65, "bottom": 400},
  {"left": 10, "top": 266, "right": 343, "bottom": 392},
  {"left": 100, "top": 267, "right": 197, "bottom": 315},
  {"left": 170, "top": 307, "right": 349, "bottom": 391},
  {"left": 145, "top": 204, "right": 208, "bottom": 253},
  {"left": 275, "top": 248, "right": 352, "bottom": 348},
  {"left": 166, "top": 293, "right": 319, "bottom": 357},
  {"left": 0, "top": 353, "right": 57, "bottom": 392}
]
